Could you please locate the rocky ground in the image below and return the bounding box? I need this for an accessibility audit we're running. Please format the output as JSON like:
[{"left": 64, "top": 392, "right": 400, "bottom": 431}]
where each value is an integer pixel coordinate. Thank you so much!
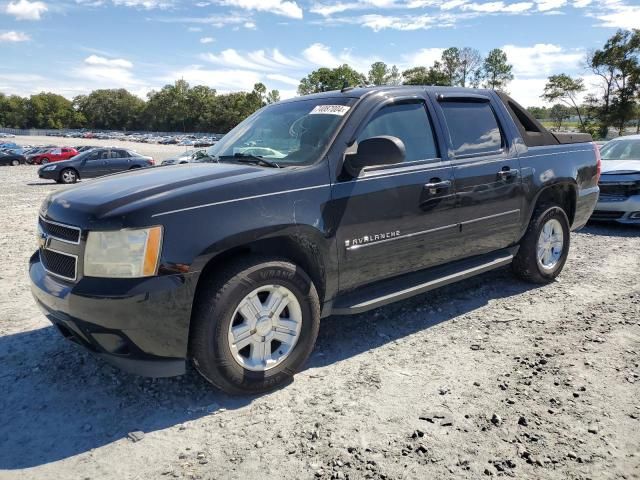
[{"left": 0, "top": 165, "right": 638, "bottom": 480}]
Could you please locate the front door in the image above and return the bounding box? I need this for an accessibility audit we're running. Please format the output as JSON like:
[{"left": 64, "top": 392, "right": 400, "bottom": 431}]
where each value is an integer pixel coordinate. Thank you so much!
[
  {"left": 331, "top": 98, "right": 458, "bottom": 292},
  {"left": 82, "top": 150, "right": 111, "bottom": 178},
  {"left": 432, "top": 95, "right": 523, "bottom": 258}
]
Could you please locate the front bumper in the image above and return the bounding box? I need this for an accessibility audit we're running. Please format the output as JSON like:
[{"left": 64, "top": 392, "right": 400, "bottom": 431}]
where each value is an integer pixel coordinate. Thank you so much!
[
  {"left": 38, "top": 169, "right": 58, "bottom": 180},
  {"left": 592, "top": 194, "right": 640, "bottom": 224},
  {"left": 29, "top": 251, "right": 199, "bottom": 377}
]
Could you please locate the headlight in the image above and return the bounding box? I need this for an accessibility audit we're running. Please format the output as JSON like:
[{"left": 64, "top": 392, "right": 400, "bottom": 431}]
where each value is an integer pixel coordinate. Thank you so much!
[
  {"left": 42, "top": 165, "right": 57, "bottom": 171},
  {"left": 84, "top": 226, "right": 163, "bottom": 278}
]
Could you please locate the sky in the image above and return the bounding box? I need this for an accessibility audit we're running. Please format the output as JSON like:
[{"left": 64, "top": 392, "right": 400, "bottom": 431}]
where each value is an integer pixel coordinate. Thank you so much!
[{"left": 0, "top": 0, "right": 638, "bottom": 107}]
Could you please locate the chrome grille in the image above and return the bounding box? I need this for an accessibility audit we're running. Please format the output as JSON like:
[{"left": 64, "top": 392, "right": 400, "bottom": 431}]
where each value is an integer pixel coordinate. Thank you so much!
[
  {"left": 40, "top": 248, "right": 77, "bottom": 281},
  {"left": 39, "top": 217, "right": 81, "bottom": 244}
]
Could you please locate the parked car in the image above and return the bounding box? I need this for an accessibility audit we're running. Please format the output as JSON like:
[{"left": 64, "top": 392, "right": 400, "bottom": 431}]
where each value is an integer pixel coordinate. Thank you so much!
[
  {"left": 37, "top": 147, "right": 154, "bottom": 183},
  {"left": 30, "top": 86, "right": 599, "bottom": 394},
  {"left": 29, "top": 147, "right": 79, "bottom": 165},
  {"left": 160, "top": 149, "right": 207, "bottom": 165},
  {"left": 0, "top": 133, "right": 16, "bottom": 138},
  {"left": 591, "top": 134, "right": 640, "bottom": 224},
  {"left": 0, "top": 151, "right": 26, "bottom": 166}
]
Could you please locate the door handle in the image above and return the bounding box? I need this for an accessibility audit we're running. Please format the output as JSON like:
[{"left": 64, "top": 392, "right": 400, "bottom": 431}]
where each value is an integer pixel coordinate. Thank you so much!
[
  {"left": 497, "top": 168, "right": 518, "bottom": 180},
  {"left": 424, "top": 179, "right": 451, "bottom": 195}
]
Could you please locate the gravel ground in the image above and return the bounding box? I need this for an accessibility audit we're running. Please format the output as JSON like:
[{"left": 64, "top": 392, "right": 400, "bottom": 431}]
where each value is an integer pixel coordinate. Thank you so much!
[
  {"left": 0, "top": 165, "right": 639, "bottom": 480},
  {"left": 13, "top": 135, "right": 192, "bottom": 162}
]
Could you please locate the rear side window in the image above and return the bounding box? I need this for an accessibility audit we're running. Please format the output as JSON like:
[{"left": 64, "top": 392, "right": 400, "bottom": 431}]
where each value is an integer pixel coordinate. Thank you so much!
[
  {"left": 357, "top": 102, "right": 438, "bottom": 163},
  {"left": 439, "top": 101, "right": 503, "bottom": 157}
]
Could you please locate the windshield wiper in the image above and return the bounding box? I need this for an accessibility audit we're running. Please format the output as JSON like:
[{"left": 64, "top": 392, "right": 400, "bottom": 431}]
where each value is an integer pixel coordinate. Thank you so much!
[{"left": 219, "top": 153, "right": 281, "bottom": 168}]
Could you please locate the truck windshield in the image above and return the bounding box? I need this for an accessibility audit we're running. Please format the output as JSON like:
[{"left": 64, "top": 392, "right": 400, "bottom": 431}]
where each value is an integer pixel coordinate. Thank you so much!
[
  {"left": 204, "top": 97, "right": 355, "bottom": 166},
  {"left": 600, "top": 139, "right": 640, "bottom": 161}
]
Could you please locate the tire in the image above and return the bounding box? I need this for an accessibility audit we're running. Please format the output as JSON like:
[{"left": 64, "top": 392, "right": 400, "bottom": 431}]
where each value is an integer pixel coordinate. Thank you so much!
[
  {"left": 190, "top": 256, "right": 320, "bottom": 395},
  {"left": 41, "top": 158, "right": 49, "bottom": 165},
  {"left": 59, "top": 168, "right": 78, "bottom": 184},
  {"left": 512, "top": 205, "right": 570, "bottom": 284},
  {"left": 10, "top": 159, "right": 19, "bottom": 166}
]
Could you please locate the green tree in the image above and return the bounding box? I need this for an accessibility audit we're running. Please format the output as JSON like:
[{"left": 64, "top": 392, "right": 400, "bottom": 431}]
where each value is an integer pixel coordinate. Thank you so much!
[
  {"left": 588, "top": 29, "right": 640, "bottom": 136},
  {"left": 367, "top": 61, "right": 402, "bottom": 86},
  {"left": 541, "top": 74, "right": 586, "bottom": 130},
  {"left": 440, "top": 47, "right": 461, "bottom": 86},
  {"left": 459, "top": 47, "right": 483, "bottom": 87},
  {"left": 526, "top": 106, "right": 549, "bottom": 119},
  {"left": 74, "top": 89, "right": 145, "bottom": 131},
  {"left": 298, "top": 64, "right": 366, "bottom": 95},
  {"left": 27, "top": 92, "right": 76, "bottom": 129},
  {"left": 480, "top": 49, "right": 513, "bottom": 90},
  {"left": 266, "top": 90, "right": 281, "bottom": 104},
  {"left": 402, "top": 63, "right": 449, "bottom": 86},
  {"left": 549, "top": 104, "right": 572, "bottom": 130}
]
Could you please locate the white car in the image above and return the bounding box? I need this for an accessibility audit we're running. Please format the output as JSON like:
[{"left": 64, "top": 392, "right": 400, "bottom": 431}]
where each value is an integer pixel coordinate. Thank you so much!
[{"left": 592, "top": 134, "right": 640, "bottom": 224}]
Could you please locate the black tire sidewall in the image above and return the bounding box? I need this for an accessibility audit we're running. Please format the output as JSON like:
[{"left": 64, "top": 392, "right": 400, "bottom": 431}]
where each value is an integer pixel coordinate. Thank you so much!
[
  {"left": 525, "top": 206, "right": 570, "bottom": 281},
  {"left": 60, "top": 169, "right": 77, "bottom": 183},
  {"left": 194, "top": 260, "right": 320, "bottom": 394}
]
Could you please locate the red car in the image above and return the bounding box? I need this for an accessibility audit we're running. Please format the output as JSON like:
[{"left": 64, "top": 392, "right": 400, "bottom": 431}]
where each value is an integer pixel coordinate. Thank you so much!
[{"left": 29, "top": 147, "right": 78, "bottom": 165}]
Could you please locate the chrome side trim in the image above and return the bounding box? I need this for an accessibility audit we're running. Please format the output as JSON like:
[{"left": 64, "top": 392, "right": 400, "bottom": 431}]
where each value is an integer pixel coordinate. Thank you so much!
[
  {"left": 460, "top": 209, "right": 520, "bottom": 226},
  {"left": 40, "top": 247, "right": 78, "bottom": 282},
  {"left": 152, "top": 184, "right": 331, "bottom": 217},
  {"left": 346, "top": 223, "right": 458, "bottom": 251},
  {"left": 39, "top": 215, "right": 81, "bottom": 245},
  {"left": 519, "top": 148, "right": 593, "bottom": 160}
]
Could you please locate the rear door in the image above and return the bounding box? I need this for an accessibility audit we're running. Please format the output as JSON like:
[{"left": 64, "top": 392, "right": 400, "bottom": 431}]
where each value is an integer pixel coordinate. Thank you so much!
[
  {"left": 432, "top": 93, "right": 523, "bottom": 257},
  {"left": 331, "top": 96, "right": 458, "bottom": 291},
  {"left": 107, "top": 149, "right": 131, "bottom": 172}
]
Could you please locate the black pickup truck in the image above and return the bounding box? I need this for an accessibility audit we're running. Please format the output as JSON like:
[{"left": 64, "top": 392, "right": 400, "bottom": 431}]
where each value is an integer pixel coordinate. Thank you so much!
[{"left": 30, "top": 86, "right": 600, "bottom": 394}]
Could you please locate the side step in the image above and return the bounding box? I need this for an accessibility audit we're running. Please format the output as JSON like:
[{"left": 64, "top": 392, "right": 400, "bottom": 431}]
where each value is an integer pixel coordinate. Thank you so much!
[{"left": 330, "top": 248, "right": 517, "bottom": 316}]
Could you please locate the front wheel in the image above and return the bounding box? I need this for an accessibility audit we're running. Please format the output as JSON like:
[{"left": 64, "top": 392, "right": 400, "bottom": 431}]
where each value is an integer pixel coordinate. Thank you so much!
[
  {"left": 41, "top": 158, "right": 49, "bottom": 165},
  {"left": 512, "top": 205, "right": 570, "bottom": 284},
  {"left": 190, "top": 256, "right": 320, "bottom": 394},
  {"left": 59, "top": 168, "right": 78, "bottom": 184},
  {"left": 10, "top": 159, "right": 19, "bottom": 166}
]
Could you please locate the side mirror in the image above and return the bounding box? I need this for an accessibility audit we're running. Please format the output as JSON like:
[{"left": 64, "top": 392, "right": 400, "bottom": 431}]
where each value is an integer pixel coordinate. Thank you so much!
[{"left": 343, "top": 135, "right": 405, "bottom": 177}]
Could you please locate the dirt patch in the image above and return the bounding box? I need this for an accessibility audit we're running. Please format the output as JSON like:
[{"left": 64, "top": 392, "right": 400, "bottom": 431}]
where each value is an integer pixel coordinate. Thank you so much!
[{"left": 0, "top": 166, "right": 638, "bottom": 479}]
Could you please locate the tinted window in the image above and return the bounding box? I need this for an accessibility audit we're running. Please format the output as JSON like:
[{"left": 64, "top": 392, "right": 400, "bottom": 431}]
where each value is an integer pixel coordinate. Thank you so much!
[
  {"left": 357, "top": 102, "right": 438, "bottom": 163},
  {"left": 86, "top": 151, "right": 101, "bottom": 161},
  {"left": 440, "top": 101, "right": 503, "bottom": 156},
  {"left": 116, "top": 150, "right": 130, "bottom": 158}
]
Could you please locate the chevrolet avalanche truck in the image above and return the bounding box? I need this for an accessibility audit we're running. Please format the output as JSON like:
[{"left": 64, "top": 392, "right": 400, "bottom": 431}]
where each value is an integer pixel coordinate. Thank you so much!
[{"left": 30, "top": 87, "right": 600, "bottom": 394}]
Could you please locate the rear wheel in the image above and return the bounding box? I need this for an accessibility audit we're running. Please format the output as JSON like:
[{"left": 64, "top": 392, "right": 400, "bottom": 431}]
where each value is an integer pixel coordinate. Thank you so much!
[
  {"left": 59, "top": 168, "right": 78, "bottom": 184},
  {"left": 10, "top": 159, "right": 19, "bottom": 166},
  {"left": 41, "top": 158, "right": 49, "bottom": 164},
  {"left": 512, "top": 205, "right": 570, "bottom": 283},
  {"left": 190, "top": 256, "right": 320, "bottom": 394}
]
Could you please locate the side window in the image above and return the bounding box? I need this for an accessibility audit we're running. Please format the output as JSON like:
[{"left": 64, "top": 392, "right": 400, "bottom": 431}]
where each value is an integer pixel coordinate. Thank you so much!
[
  {"left": 87, "top": 151, "right": 100, "bottom": 161},
  {"left": 117, "top": 150, "right": 130, "bottom": 158},
  {"left": 109, "top": 151, "right": 118, "bottom": 159},
  {"left": 439, "top": 101, "right": 503, "bottom": 157},
  {"left": 357, "top": 102, "right": 438, "bottom": 163}
]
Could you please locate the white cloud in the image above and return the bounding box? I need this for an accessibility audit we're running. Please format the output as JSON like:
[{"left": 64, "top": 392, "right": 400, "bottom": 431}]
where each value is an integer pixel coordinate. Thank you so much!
[
  {"left": 402, "top": 47, "right": 446, "bottom": 67},
  {"left": 200, "top": 36, "right": 215, "bottom": 43},
  {"left": 6, "top": 0, "right": 47, "bottom": 20},
  {"left": 84, "top": 54, "right": 133, "bottom": 69},
  {"left": 572, "top": 0, "right": 591, "bottom": 6},
  {"left": 111, "top": 0, "right": 173, "bottom": 8},
  {"left": 535, "top": 0, "right": 566, "bottom": 11},
  {"left": 502, "top": 43, "right": 583, "bottom": 78},
  {"left": 302, "top": 43, "right": 340, "bottom": 66},
  {"left": 217, "top": 0, "right": 303, "bottom": 19},
  {"left": 0, "top": 31, "right": 30, "bottom": 42},
  {"left": 165, "top": 67, "right": 263, "bottom": 92},
  {"left": 266, "top": 73, "right": 301, "bottom": 86},
  {"left": 202, "top": 48, "right": 302, "bottom": 71},
  {"left": 593, "top": 1, "right": 640, "bottom": 29}
]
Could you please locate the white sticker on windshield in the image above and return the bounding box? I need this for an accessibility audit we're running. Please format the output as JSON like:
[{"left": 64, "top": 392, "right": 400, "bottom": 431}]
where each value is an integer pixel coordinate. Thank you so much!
[{"left": 309, "top": 105, "right": 351, "bottom": 116}]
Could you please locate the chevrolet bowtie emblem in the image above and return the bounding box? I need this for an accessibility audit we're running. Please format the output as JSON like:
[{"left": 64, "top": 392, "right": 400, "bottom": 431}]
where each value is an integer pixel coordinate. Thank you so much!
[{"left": 38, "top": 231, "right": 51, "bottom": 249}]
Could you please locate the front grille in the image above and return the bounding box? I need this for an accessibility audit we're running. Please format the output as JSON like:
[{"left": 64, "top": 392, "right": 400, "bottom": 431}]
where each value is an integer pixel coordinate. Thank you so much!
[
  {"left": 39, "top": 217, "right": 81, "bottom": 243},
  {"left": 591, "top": 210, "right": 625, "bottom": 220},
  {"left": 40, "top": 248, "right": 77, "bottom": 281},
  {"left": 599, "top": 183, "right": 640, "bottom": 200}
]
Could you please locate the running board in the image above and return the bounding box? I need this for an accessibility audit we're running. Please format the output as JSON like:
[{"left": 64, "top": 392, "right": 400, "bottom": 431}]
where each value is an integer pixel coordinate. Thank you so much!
[{"left": 330, "top": 248, "right": 516, "bottom": 316}]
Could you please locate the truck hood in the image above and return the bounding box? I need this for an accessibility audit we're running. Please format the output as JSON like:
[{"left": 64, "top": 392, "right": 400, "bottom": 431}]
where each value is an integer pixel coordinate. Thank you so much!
[
  {"left": 42, "top": 162, "right": 276, "bottom": 226},
  {"left": 600, "top": 159, "right": 640, "bottom": 174}
]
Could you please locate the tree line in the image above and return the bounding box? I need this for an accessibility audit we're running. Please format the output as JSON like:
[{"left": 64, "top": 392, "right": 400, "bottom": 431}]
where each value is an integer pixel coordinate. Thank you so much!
[
  {"left": 1, "top": 29, "right": 637, "bottom": 136},
  {"left": 0, "top": 81, "right": 280, "bottom": 133}
]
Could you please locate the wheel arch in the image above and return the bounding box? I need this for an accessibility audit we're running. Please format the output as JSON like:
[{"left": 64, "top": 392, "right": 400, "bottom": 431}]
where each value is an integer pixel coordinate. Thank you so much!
[
  {"left": 190, "top": 231, "right": 329, "bottom": 321},
  {"left": 59, "top": 166, "right": 81, "bottom": 181},
  {"left": 523, "top": 182, "right": 577, "bottom": 235}
]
